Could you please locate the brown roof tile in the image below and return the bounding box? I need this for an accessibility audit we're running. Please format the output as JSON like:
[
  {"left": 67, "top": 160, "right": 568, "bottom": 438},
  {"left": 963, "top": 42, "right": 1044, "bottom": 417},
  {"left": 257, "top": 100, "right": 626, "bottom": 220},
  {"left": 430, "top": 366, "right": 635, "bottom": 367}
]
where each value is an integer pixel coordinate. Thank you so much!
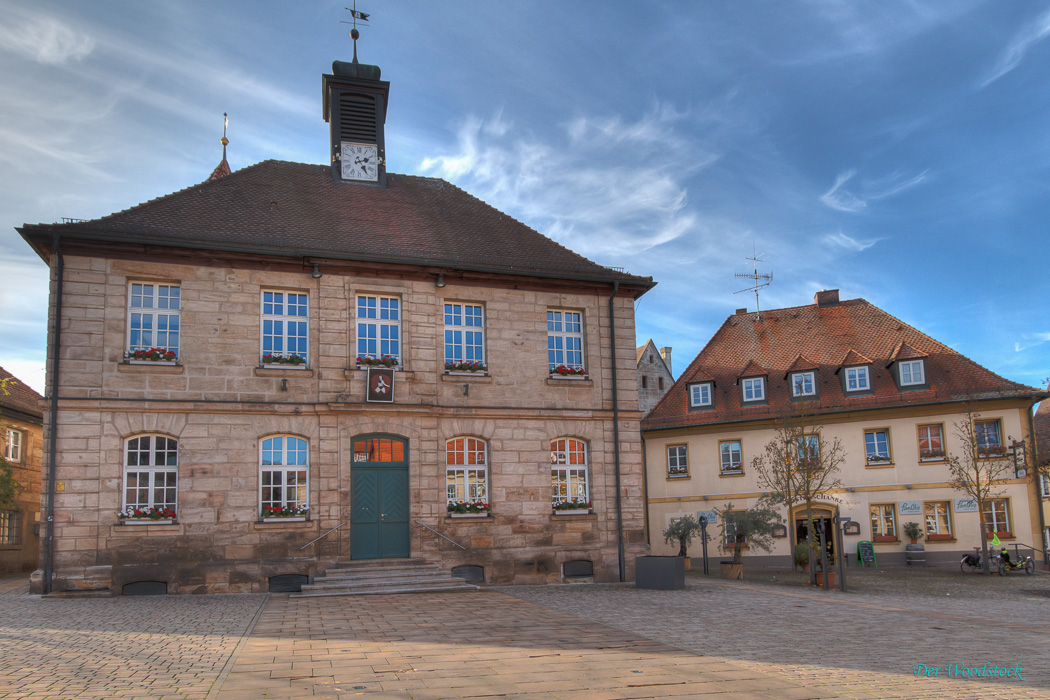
[
  {"left": 643, "top": 297, "right": 1043, "bottom": 431},
  {"left": 1036, "top": 400, "right": 1050, "bottom": 466},
  {"left": 0, "top": 366, "right": 44, "bottom": 419},
  {"left": 20, "top": 160, "right": 653, "bottom": 288}
]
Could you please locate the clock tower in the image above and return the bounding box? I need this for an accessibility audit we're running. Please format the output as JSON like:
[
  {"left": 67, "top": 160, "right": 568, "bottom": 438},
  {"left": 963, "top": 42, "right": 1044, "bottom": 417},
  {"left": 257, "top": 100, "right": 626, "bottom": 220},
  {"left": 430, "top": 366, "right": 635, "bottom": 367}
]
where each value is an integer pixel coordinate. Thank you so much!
[{"left": 323, "top": 28, "right": 389, "bottom": 186}]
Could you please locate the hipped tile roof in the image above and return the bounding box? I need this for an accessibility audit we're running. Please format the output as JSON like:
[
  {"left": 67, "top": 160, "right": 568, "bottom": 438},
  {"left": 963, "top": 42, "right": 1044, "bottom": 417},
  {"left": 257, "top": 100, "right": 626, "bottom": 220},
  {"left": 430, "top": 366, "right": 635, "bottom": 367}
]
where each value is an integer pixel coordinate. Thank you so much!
[
  {"left": 20, "top": 160, "right": 653, "bottom": 288},
  {"left": 0, "top": 367, "right": 44, "bottom": 419},
  {"left": 643, "top": 297, "right": 1043, "bottom": 431}
]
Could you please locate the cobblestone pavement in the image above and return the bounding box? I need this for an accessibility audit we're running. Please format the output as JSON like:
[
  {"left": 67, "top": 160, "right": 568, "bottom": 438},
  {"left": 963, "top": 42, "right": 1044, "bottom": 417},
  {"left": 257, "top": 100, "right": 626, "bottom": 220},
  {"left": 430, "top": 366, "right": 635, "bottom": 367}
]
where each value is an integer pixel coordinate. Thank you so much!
[
  {"left": 498, "top": 568, "right": 1050, "bottom": 700},
  {"left": 0, "top": 584, "right": 266, "bottom": 699}
]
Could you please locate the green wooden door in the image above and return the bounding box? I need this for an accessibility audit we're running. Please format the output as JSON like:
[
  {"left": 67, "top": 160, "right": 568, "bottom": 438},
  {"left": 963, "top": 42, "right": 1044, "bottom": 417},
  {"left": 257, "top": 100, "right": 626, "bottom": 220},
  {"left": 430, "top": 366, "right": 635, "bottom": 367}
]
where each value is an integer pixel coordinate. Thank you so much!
[{"left": 350, "top": 435, "right": 409, "bottom": 559}]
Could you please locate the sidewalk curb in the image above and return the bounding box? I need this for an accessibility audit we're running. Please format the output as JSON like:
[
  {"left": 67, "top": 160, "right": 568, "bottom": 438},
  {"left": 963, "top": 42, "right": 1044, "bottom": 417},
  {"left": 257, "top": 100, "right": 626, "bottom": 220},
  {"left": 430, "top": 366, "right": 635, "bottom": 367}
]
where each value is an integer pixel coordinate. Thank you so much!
[{"left": 205, "top": 592, "right": 271, "bottom": 700}]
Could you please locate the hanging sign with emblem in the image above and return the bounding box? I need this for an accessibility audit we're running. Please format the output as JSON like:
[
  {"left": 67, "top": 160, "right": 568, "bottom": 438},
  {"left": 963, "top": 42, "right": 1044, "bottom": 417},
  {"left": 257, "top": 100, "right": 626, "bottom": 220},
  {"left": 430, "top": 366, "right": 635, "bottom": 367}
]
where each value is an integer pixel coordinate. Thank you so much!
[{"left": 366, "top": 367, "right": 395, "bottom": 403}]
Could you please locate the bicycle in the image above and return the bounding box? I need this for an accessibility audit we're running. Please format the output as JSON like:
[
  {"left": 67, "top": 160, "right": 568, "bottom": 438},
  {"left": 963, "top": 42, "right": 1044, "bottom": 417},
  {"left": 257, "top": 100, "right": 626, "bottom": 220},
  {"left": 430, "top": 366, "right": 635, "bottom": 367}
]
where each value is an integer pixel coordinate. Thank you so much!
[
  {"left": 995, "top": 549, "right": 1034, "bottom": 575},
  {"left": 960, "top": 547, "right": 982, "bottom": 574}
]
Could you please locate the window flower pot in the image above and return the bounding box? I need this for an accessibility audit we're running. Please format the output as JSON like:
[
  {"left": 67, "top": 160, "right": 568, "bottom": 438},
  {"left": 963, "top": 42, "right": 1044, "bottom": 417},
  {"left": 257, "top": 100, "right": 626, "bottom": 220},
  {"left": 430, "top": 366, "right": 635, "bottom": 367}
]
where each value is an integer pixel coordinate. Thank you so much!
[
  {"left": 121, "top": 518, "right": 174, "bottom": 525},
  {"left": 449, "top": 512, "right": 489, "bottom": 519},
  {"left": 261, "top": 516, "right": 307, "bottom": 522},
  {"left": 553, "top": 508, "right": 590, "bottom": 515},
  {"left": 635, "top": 556, "right": 685, "bottom": 590},
  {"left": 815, "top": 572, "right": 835, "bottom": 586}
]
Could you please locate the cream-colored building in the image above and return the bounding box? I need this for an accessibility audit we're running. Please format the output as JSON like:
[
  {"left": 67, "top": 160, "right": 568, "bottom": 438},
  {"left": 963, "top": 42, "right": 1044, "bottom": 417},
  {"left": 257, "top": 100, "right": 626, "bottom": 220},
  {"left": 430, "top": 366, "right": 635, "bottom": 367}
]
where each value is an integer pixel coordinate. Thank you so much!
[
  {"left": 642, "top": 291, "right": 1046, "bottom": 566},
  {"left": 17, "top": 53, "right": 653, "bottom": 594}
]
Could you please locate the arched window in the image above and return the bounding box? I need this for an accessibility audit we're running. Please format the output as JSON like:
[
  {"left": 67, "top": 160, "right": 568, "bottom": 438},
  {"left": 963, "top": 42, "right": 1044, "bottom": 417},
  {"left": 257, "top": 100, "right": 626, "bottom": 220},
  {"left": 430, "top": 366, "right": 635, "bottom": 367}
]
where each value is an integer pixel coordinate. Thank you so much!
[
  {"left": 550, "top": 438, "right": 588, "bottom": 506},
  {"left": 260, "top": 436, "right": 309, "bottom": 517},
  {"left": 123, "top": 435, "right": 178, "bottom": 514},
  {"left": 446, "top": 437, "right": 488, "bottom": 509}
]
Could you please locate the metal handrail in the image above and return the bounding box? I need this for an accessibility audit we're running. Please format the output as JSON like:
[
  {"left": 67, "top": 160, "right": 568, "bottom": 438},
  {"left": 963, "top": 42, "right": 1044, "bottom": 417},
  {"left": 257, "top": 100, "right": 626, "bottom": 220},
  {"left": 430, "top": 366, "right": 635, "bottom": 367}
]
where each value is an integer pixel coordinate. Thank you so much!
[
  {"left": 298, "top": 521, "right": 347, "bottom": 550},
  {"left": 413, "top": 520, "right": 467, "bottom": 550}
]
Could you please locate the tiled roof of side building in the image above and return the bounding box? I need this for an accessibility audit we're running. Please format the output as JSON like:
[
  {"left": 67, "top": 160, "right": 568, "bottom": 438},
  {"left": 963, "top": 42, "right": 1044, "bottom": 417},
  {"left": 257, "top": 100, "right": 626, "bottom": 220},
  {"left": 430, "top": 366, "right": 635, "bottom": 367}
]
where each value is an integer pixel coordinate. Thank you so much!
[
  {"left": 19, "top": 160, "right": 653, "bottom": 288},
  {"left": 1035, "top": 400, "right": 1050, "bottom": 466},
  {"left": 643, "top": 296, "right": 1044, "bottom": 431},
  {"left": 0, "top": 367, "right": 45, "bottom": 419}
]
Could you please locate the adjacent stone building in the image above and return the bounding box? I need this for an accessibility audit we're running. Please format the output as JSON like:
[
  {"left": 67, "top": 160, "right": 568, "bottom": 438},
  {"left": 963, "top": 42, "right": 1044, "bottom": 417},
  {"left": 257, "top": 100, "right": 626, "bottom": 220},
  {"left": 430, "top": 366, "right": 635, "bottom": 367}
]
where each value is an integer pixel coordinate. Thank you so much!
[
  {"left": 0, "top": 367, "right": 43, "bottom": 574},
  {"left": 18, "top": 53, "right": 653, "bottom": 594},
  {"left": 643, "top": 290, "right": 1046, "bottom": 566},
  {"left": 636, "top": 340, "right": 672, "bottom": 416}
]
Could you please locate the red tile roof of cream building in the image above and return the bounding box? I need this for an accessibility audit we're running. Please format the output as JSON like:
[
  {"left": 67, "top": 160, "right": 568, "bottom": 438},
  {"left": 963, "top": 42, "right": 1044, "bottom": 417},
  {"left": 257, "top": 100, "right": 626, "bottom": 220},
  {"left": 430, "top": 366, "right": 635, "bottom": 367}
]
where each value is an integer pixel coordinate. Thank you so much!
[
  {"left": 0, "top": 366, "right": 44, "bottom": 420},
  {"left": 643, "top": 293, "right": 1043, "bottom": 431},
  {"left": 19, "top": 161, "right": 653, "bottom": 289}
]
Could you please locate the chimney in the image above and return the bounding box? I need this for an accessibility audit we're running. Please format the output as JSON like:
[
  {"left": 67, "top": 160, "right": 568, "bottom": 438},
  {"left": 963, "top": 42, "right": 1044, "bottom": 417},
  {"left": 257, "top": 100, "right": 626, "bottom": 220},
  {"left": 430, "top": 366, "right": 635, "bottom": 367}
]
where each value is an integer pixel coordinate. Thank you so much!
[
  {"left": 815, "top": 289, "right": 840, "bottom": 308},
  {"left": 659, "top": 347, "right": 672, "bottom": 374},
  {"left": 735, "top": 308, "right": 748, "bottom": 315}
]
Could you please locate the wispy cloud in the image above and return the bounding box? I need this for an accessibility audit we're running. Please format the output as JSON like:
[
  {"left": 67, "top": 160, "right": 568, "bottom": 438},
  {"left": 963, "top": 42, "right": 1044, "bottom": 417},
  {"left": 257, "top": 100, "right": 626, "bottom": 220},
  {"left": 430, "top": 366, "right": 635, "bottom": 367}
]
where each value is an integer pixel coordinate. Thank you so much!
[
  {"left": 820, "top": 168, "right": 930, "bottom": 212},
  {"left": 1014, "top": 332, "right": 1050, "bottom": 353},
  {"left": 0, "top": 6, "right": 95, "bottom": 65},
  {"left": 824, "top": 231, "right": 884, "bottom": 252},
  {"left": 979, "top": 8, "right": 1050, "bottom": 88},
  {"left": 420, "top": 105, "right": 711, "bottom": 259}
]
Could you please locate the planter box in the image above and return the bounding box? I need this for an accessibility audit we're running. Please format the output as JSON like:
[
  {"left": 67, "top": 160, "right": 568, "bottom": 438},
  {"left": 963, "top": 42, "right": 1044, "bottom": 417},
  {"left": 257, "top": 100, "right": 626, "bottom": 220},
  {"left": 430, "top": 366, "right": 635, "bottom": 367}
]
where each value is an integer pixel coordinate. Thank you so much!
[
  {"left": 553, "top": 509, "right": 591, "bottom": 516},
  {"left": 120, "top": 519, "right": 174, "bottom": 525},
  {"left": 720, "top": 561, "right": 743, "bottom": 580},
  {"left": 815, "top": 572, "right": 835, "bottom": 586},
  {"left": 635, "top": 556, "right": 685, "bottom": 590},
  {"left": 261, "top": 516, "right": 307, "bottom": 522},
  {"left": 449, "top": 512, "right": 489, "bottom": 518}
]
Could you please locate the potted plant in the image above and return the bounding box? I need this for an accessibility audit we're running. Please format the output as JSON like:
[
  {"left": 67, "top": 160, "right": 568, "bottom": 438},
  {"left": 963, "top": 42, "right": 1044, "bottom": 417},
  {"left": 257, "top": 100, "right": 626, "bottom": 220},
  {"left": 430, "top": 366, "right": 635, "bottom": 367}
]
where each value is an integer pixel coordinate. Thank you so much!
[
  {"left": 663, "top": 515, "right": 704, "bottom": 571},
  {"left": 716, "top": 500, "right": 784, "bottom": 580},
  {"left": 902, "top": 521, "right": 926, "bottom": 566},
  {"left": 814, "top": 546, "right": 836, "bottom": 586},
  {"left": 793, "top": 541, "right": 811, "bottom": 573},
  {"left": 552, "top": 498, "right": 591, "bottom": 514},
  {"left": 447, "top": 499, "right": 490, "bottom": 517}
]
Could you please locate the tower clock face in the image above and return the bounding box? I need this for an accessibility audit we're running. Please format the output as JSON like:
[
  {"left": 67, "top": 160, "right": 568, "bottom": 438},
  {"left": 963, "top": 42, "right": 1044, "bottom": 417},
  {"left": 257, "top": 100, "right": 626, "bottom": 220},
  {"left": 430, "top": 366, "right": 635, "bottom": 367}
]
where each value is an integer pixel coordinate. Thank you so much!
[{"left": 341, "top": 142, "right": 379, "bottom": 181}]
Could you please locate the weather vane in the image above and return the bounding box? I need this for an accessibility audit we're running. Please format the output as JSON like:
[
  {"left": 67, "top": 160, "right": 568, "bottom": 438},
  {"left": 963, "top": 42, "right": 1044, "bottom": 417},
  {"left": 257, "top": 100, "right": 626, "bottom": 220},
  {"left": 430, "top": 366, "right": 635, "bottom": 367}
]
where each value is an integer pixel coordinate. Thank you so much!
[
  {"left": 734, "top": 244, "right": 773, "bottom": 315},
  {"left": 340, "top": 2, "right": 371, "bottom": 63}
]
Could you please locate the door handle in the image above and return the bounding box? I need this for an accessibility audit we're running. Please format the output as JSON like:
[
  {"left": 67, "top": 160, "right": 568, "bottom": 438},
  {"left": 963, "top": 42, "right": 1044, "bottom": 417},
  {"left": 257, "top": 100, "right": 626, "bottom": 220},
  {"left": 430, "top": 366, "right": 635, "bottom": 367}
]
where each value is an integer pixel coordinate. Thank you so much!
[{"left": 380, "top": 513, "right": 385, "bottom": 521}]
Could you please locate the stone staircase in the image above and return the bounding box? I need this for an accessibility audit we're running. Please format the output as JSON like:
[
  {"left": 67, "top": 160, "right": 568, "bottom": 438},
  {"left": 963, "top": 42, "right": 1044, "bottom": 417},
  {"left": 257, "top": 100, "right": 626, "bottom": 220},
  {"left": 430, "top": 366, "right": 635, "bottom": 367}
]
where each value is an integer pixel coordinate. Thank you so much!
[{"left": 290, "top": 558, "right": 479, "bottom": 598}]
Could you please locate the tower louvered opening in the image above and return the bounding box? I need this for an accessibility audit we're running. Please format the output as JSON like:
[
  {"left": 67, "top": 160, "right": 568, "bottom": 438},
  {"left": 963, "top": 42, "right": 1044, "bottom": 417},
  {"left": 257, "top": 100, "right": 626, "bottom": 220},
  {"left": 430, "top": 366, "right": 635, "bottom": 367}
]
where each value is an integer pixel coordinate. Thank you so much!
[{"left": 339, "top": 93, "right": 377, "bottom": 143}]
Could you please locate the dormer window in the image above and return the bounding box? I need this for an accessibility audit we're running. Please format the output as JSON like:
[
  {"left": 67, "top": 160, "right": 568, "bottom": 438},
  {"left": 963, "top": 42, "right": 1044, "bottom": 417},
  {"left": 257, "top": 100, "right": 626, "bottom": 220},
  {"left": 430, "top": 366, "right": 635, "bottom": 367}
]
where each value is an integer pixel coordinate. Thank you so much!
[
  {"left": 741, "top": 377, "right": 765, "bottom": 402},
  {"left": 899, "top": 359, "right": 925, "bottom": 386},
  {"left": 790, "top": 371, "right": 816, "bottom": 397},
  {"left": 844, "top": 366, "right": 870, "bottom": 392},
  {"left": 689, "top": 382, "right": 713, "bottom": 408}
]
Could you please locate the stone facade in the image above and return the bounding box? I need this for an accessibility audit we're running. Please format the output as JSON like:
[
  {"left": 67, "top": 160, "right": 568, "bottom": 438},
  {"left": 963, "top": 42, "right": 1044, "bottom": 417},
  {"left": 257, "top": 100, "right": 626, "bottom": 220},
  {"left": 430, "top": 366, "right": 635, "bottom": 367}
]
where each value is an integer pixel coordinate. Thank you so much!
[
  {"left": 35, "top": 253, "right": 649, "bottom": 593},
  {"left": 636, "top": 340, "right": 672, "bottom": 415}
]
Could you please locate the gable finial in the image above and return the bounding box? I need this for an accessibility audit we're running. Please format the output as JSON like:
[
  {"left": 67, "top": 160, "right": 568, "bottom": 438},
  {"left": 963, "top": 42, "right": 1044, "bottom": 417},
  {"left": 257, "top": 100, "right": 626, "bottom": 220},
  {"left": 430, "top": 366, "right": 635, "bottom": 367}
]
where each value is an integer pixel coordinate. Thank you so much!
[
  {"left": 342, "top": 2, "right": 371, "bottom": 64},
  {"left": 220, "top": 112, "right": 229, "bottom": 160}
]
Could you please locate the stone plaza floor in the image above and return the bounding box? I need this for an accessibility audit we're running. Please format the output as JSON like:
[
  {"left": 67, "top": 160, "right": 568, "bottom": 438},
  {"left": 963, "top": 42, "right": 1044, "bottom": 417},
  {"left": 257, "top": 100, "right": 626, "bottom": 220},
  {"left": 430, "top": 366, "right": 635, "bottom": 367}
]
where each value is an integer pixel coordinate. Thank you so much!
[{"left": 0, "top": 566, "right": 1048, "bottom": 699}]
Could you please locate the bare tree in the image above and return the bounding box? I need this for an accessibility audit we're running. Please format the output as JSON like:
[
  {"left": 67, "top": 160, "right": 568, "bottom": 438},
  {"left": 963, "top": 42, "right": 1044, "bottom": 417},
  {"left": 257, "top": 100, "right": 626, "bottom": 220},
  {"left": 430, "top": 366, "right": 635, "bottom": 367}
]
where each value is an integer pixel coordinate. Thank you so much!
[
  {"left": 946, "top": 405, "right": 1023, "bottom": 575},
  {"left": 751, "top": 396, "right": 844, "bottom": 582}
]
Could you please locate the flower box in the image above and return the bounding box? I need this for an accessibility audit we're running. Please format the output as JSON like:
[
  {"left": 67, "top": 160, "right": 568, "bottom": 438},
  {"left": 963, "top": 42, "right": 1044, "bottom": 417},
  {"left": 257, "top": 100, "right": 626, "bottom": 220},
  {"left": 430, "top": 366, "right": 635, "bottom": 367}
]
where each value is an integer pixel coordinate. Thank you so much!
[
  {"left": 261, "top": 505, "right": 309, "bottom": 519},
  {"left": 125, "top": 348, "right": 177, "bottom": 363},
  {"left": 550, "top": 365, "right": 586, "bottom": 377},
  {"left": 554, "top": 508, "right": 591, "bottom": 516},
  {"left": 118, "top": 506, "right": 177, "bottom": 523},
  {"left": 261, "top": 354, "right": 307, "bottom": 367},
  {"left": 356, "top": 355, "right": 399, "bottom": 369},
  {"left": 449, "top": 512, "right": 489, "bottom": 519},
  {"left": 447, "top": 500, "right": 490, "bottom": 516},
  {"left": 121, "top": 518, "right": 174, "bottom": 525},
  {"left": 261, "top": 516, "right": 307, "bottom": 523},
  {"left": 444, "top": 361, "right": 488, "bottom": 374}
]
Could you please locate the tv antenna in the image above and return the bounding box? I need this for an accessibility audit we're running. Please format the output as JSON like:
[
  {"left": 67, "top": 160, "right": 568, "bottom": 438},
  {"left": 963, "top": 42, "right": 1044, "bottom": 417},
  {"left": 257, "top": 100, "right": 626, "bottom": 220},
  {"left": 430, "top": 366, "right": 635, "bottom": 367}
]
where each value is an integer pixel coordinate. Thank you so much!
[{"left": 734, "top": 250, "right": 773, "bottom": 314}]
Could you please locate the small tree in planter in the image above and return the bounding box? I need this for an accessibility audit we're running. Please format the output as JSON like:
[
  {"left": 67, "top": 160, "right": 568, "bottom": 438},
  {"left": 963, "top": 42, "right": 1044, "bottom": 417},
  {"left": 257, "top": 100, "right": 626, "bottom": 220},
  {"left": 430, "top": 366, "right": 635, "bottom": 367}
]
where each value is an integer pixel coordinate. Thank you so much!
[
  {"left": 715, "top": 500, "right": 784, "bottom": 579},
  {"left": 902, "top": 521, "right": 923, "bottom": 545},
  {"left": 663, "top": 515, "right": 704, "bottom": 566},
  {"left": 793, "top": 541, "right": 811, "bottom": 573}
]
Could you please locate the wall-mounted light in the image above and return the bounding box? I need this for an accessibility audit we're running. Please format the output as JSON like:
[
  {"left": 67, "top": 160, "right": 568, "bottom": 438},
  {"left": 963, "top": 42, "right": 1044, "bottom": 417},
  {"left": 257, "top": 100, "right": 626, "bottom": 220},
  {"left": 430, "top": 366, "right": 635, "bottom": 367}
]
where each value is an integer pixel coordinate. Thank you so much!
[
  {"left": 311, "top": 263, "right": 322, "bottom": 279},
  {"left": 435, "top": 273, "right": 446, "bottom": 288},
  {"left": 904, "top": 484, "right": 913, "bottom": 489}
]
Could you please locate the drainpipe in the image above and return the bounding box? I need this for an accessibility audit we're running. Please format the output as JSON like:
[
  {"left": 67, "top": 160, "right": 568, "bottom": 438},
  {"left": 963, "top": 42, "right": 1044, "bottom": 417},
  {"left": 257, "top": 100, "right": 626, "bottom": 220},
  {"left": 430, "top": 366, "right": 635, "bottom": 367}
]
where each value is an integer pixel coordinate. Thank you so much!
[
  {"left": 608, "top": 281, "right": 625, "bottom": 581},
  {"left": 43, "top": 233, "right": 64, "bottom": 594}
]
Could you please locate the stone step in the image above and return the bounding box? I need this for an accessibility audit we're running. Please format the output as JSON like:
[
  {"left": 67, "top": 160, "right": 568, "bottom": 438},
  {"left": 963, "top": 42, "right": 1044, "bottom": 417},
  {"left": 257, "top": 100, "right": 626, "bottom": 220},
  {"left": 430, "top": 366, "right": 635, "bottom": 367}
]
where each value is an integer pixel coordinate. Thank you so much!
[
  {"left": 290, "top": 582, "right": 478, "bottom": 598},
  {"left": 327, "top": 558, "right": 430, "bottom": 569},
  {"left": 300, "top": 576, "right": 473, "bottom": 593},
  {"left": 317, "top": 569, "right": 449, "bottom": 583}
]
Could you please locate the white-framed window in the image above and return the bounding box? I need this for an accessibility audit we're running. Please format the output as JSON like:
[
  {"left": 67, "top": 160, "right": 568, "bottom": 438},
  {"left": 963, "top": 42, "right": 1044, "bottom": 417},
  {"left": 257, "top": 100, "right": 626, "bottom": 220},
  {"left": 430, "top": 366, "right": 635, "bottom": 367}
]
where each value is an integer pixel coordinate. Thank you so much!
[
  {"left": 123, "top": 435, "right": 178, "bottom": 513},
  {"left": 667, "top": 445, "right": 688, "bottom": 477},
  {"left": 870, "top": 503, "right": 896, "bottom": 539},
  {"left": 127, "top": 283, "right": 180, "bottom": 358},
  {"left": 864, "top": 429, "right": 891, "bottom": 464},
  {"left": 719, "top": 440, "right": 742, "bottom": 475},
  {"left": 899, "top": 359, "right": 925, "bottom": 386},
  {"left": 741, "top": 377, "right": 765, "bottom": 402},
  {"left": 547, "top": 309, "right": 584, "bottom": 373},
  {"left": 446, "top": 437, "right": 488, "bottom": 505},
  {"left": 982, "top": 498, "right": 1010, "bottom": 535},
  {"left": 356, "top": 295, "right": 401, "bottom": 364},
  {"left": 844, "top": 366, "right": 869, "bottom": 391},
  {"left": 975, "top": 419, "right": 1004, "bottom": 457},
  {"left": 1040, "top": 473, "right": 1050, "bottom": 498},
  {"left": 918, "top": 424, "right": 945, "bottom": 461},
  {"left": 0, "top": 510, "right": 22, "bottom": 545},
  {"left": 551, "top": 438, "right": 589, "bottom": 505},
  {"left": 791, "top": 371, "right": 816, "bottom": 397},
  {"left": 796, "top": 434, "right": 821, "bottom": 469},
  {"left": 923, "top": 501, "right": 952, "bottom": 537},
  {"left": 260, "top": 436, "right": 309, "bottom": 516},
  {"left": 689, "top": 382, "right": 712, "bottom": 407},
  {"left": 261, "top": 291, "right": 309, "bottom": 364},
  {"left": 444, "top": 303, "right": 485, "bottom": 369},
  {"left": 3, "top": 428, "right": 23, "bottom": 463}
]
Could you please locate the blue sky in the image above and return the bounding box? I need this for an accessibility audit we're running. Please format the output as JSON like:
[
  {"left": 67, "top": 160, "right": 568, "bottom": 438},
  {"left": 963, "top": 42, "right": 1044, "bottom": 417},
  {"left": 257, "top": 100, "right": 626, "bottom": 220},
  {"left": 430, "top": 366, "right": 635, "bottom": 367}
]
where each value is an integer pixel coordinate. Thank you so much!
[{"left": 1, "top": 1, "right": 1048, "bottom": 396}]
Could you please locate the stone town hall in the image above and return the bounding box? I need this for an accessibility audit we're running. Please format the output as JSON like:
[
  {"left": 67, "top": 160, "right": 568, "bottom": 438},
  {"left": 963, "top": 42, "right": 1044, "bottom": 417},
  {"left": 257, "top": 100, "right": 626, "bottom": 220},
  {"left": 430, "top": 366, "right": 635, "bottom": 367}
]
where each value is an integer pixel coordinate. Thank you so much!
[{"left": 17, "top": 46, "right": 653, "bottom": 594}]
